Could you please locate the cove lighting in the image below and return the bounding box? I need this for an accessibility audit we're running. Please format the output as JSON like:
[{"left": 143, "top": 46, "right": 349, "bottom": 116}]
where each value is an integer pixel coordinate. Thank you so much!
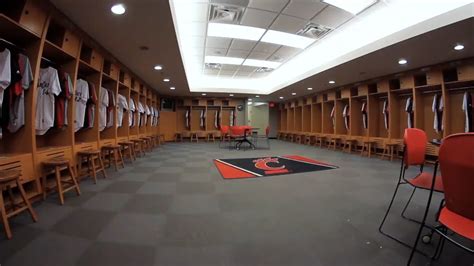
[
  {"left": 154, "top": 65, "right": 163, "bottom": 70},
  {"left": 205, "top": 56, "right": 244, "bottom": 66},
  {"left": 261, "top": 30, "right": 315, "bottom": 49},
  {"left": 207, "top": 23, "right": 265, "bottom": 41},
  {"left": 329, "top": 80, "right": 335, "bottom": 84},
  {"left": 243, "top": 59, "right": 281, "bottom": 69},
  {"left": 170, "top": 87, "right": 176, "bottom": 90},
  {"left": 454, "top": 44, "right": 464, "bottom": 50},
  {"left": 163, "top": 78, "right": 170, "bottom": 82},
  {"left": 398, "top": 58, "right": 407, "bottom": 65},
  {"left": 323, "top": 0, "right": 377, "bottom": 15},
  {"left": 111, "top": 3, "right": 126, "bottom": 15}
]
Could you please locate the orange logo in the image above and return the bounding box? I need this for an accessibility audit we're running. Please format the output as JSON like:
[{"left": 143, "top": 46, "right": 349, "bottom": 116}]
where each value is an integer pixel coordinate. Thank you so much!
[{"left": 253, "top": 157, "right": 289, "bottom": 175}]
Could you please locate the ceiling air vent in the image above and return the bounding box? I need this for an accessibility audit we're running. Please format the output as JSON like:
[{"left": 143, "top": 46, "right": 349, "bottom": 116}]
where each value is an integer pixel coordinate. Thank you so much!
[
  {"left": 205, "top": 63, "right": 222, "bottom": 70},
  {"left": 297, "top": 23, "right": 333, "bottom": 39},
  {"left": 209, "top": 3, "right": 246, "bottom": 23},
  {"left": 256, "top": 67, "right": 273, "bottom": 73}
]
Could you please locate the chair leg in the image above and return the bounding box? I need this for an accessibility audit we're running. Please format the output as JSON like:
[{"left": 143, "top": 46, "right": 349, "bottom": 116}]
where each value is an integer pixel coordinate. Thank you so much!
[
  {"left": 0, "top": 192, "right": 12, "bottom": 239},
  {"left": 89, "top": 156, "right": 98, "bottom": 184},
  {"left": 113, "top": 151, "right": 119, "bottom": 171},
  {"left": 68, "top": 164, "right": 81, "bottom": 196},
  {"left": 54, "top": 167, "right": 65, "bottom": 205},
  {"left": 16, "top": 180, "right": 38, "bottom": 222},
  {"left": 401, "top": 187, "right": 417, "bottom": 220},
  {"left": 98, "top": 154, "right": 108, "bottom": 179},
  {"left": 118, "top": 149, "right": 125, "bottom": 169}
]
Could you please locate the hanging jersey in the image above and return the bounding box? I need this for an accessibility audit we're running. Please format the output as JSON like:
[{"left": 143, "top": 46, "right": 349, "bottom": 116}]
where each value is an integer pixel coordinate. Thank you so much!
[
  {"left": 8, "top": 53, "right": 32, "bottom": 133},
  {"left": 117, "top": 94, "right": 128, "bottom": 127},
  {"left": 137, "top": 101, "right": 145, "bottom": 127},
  {"left": 342, "top": 104, "right": 349, "bottom": 130},
  {"left": 185, "top": 109, "right": 190, "bottom": 129},
  {"left": 155, "top": 107, "right": 160, "bottom": 126},
  {"left": 0, "top": 49, "right": 11, "bottom": 108},
  {"left": 129, "top": 98, "right": 136, "bottom": 127},
  {"left": 36, "top": 67, "right": 61, "bottom": 135},
  {"left": 200, "top": 109, "right": 204, "bottom": 128},
  {"left": 432, "top": 94, "right": 443, "bottom": 133},
  {"left": 145, "top": 105, "right": 150, "bottom": 126},
  {"left": 405, "top": 96, "right": 414, "bottom": 128},
  {"left": 361, "top": 102, "right": 368, "bottom": 129},
  {"left": 462, "top": 92, "right": 473, "bottom": 132},
  {"left": 106, "top": 89, "right": 115, "bottom": 128},
  {"left": 382, "top": 99, "right": 389, "bottom": 130},
  {"left": 230, "top": 110, "right": 234, "bottom": 126},
  {"left": 214, "top": 110, "right": 218, "bottom": 129},
  {"left": 74, "top": 79, "right": 89, "bottom": 132},
  {"left": 99, "top": 87, "right": 109, "bottom": 131}
]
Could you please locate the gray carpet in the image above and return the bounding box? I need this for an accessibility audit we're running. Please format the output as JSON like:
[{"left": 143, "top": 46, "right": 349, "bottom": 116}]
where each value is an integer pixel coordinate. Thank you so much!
[{"left": 1, "top": 140, "right": 473, "bottom": 266}]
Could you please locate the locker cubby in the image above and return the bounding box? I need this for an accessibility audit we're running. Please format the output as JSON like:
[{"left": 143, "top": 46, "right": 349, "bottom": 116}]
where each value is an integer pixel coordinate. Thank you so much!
[
  {"left": 368, "top": 93, "right": 389, "bottom": 138},
  {"left": 335, "top": 90, "right": 342, "bottom": 100},
  {"left": 129, "top": 90, "right": 140, "bottom": 136},
  {"left": 280, "top": 109, "right": 287, "bottom": 131},
  {"left": 139, "top": 96, "right": 147, "bottom": 135},
  {"left": 100, "top": 75, "right": 118, "bottom": 141},
  {"left": 176, "top": 107, "right": 190, "bottom": 132},
  {"left": 335, "top": 99, "right": 349, "bottom": 135},
  {"left": 311, "top": 103, "right": 322, "bottom": 133},
  {"left": 206, "top": 107, "right": 219, "bottom": 131},
  {"left": 350, "top": 87, "right": 358, "bottom": 97},
  {"left": 117, "top": 84, "right": 130, "bottom": 138},
  {"left": 287, "top": 107, "right": 295, "bottom": 132},
  {"left": 350, "top": 96, "right": 368, "bottom": 137},
  {"left": 368, "top": 83, "right": 377, "bottom": 94},
  {"left": 443, "top": 68, "right": 458, "bottom": 83},
  {"left": 74, "top": 71, "right": 100, "bottom": 144},
  {"left": 322, "top": 101, "right": 334, "bottom": 134},
  {"left": 302, "top": 105, "right": 311, "bottom": 132},
  {"left": 294, "top": 106, "right": 303, "bottom": 132},
  {"left": 221, "top": 107, "right": 234, "bottom": 127},
  {"left": 45, "top": 19, "right": 79, "bottom": 58},
  {"left": 444, "top": 85, "right": 474, "bottom": 135},
  {"left": 389, "top": 89, "right": 413, "bottom": 139},
  {"left": 389, "top": 78, "right": 401, "bottom": 91}
]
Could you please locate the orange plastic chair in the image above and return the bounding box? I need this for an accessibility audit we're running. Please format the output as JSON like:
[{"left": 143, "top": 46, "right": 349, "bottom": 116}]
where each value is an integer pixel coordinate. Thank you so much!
[
  {"left": 379, "top": 128, "right": 444, "bottom": 249},
  {"left": 408, "top": 133, "right": 474, "bottom": 264}
]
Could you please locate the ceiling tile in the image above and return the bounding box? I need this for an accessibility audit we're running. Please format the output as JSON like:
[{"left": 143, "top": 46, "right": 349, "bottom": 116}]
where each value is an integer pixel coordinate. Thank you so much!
[
  {"left": 282, "top": 0, "right": 327, "bottom": 20},
  {"left": 227, "top": 49, "right": 250, "bottom": 58},
  {"left": 240, "top": 8, "right": 278, "bottom": 28},
  {"left": 219, "top": 70, "right": 236, "bottom": 76},
  {"left": 238, "top": 65, "right": 259, "bottom": 72},
  {"left": 253, "top": 42, "right": 281, "bottom": 54},
  {"left": 248, "top": 0, "right": 290, "bottom": 13},
  {"left": 234, "top": 71, "right": 252, "bottom": 77},
  {"left": 250, "top": 72, "right": 270, "bottom": 78},
  {"left": 311, "top": 5, "right": 353, "bottom": 29},
  {"left": 229, "top": 39, "right": 257, "bottom": 50},
  {"left": 269, "top": 46, "right": 300, "bottom": 62},
  {"left": 206, "top": 36, "right": 232, "bottom": 49},
  {"left": 203, "top": 69, "right": 220, "bottom": 75},
  {"left": 221, "top": 65, "right": 240, "bottom": 71},
  {"left": 248, "top": 51, "right": 272, "bottom": 60},
  {"left": 205, "top": 47, "right": 227, "bottom": 56},
  {"left": 270, "top": 14, "right": 307, "bottom": 34}
]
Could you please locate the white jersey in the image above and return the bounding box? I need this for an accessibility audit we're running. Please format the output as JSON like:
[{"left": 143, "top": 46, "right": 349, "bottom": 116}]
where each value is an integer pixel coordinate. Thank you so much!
[
  {"left": 382, "top": 99, "right": 389, "bottom": 130},
  {"left": 137, "top": 102, "right": 145, "bottom": 126},
  {"left": 145, "top": 105, "right": 150, "bottom": 126},
  {"left": 230, "top": 110, "right": 234, "bottom": 126},
  {"left": 462, "top": 92, "right": 473, "bottom": 132},
  {"left": 200, "top": 109, "right": 204, "bottom": 128},
  {"left": 74, "top": 79, "right": 89, "bottom": 132},
  {"left": 129, "top": 98, "right": 136, "bottom": 127},
  {"left": 185, "top": 109, "right": 190, "bottom": 128},
  {"left": 117, "top": 94, "right": 128, "bottom": 127},
  {"left": 214, "top": 110, "right": 218, "bottom": 129},
  {"left": 36, "top": 67, "right": 61, "bottom": 135},
  {"left": 99, "top": 87, "right": 109, "bottom": 131},
  {"left": 361, "top": 102, "right": 368, "bottom": 129},
  {"left": 432, "top": 94, "right": 443, "bottom": 133},
  {"left": 8, "top": 54, "right": 33, "bottom": 133},
  {"left": 405, "top": 96, "right": 414, "bottom": 128},
  {"left": 106, "top": 90, "right": 115, "bottom": 128},
  {"left": 0, "top": 48, "right": 11, "bottom": 108},
  {"left": 342, "top": 104, "right": 349, "bottom": 130},
  {"left": 330, "top": 106, "right": 335, "bottom": 129}
]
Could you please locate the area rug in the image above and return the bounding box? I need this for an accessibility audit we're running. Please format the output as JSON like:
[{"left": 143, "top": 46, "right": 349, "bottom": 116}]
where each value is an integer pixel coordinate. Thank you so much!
[{"left": 214, "top": 155, "right": 338, "bottom": 179}]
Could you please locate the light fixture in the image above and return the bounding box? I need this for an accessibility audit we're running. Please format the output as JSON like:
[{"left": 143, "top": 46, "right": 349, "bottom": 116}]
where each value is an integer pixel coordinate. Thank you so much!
[
  {"left": 205, "top": 56, "right": 244, "bottom": 65},
  {"left": 454, "top": 44, "right": 464, "bottom": 50},
  {"left": 307, "top": 87, "right": 313, "bottom": 90},
  {"left": 163, "top": 78, "right": 170, "bottom": 82},
  {"left": 279, "top": 96, "right": 284, "bottom": 99},
  {"left": 292, "top": 92, "right": 296, "bottom": 95},
  {"left": 329, "top": 80, "right": 335, "bottom": 84},
  {"left": 207, "top": 23, "right": 265, "bottom": 41},
  {"left": 170, "top": 87, "right": 176, "bottom": 90},
  {"left": 261, "top": 30, "right": 315, "bottom": 49},
  {"left": 322, "top": 0, "right": 377, "bottom": 15},
  {"left": 243, "top": 59, "right": 281, "bottom": 69},
  {"left": 202, "top": 93, "right": 207, "bottom": 96},
  {"left": 248, "top": 98, "right": 252, "bottom": 101},
  {"left": 111, "top": 3, "right": 126, "bottom": 15},
  {"left": 398, "top": 58, "right": 407, "bottom": 65},
  {"left": 256, "top": 95, "right": 260, "bottom": 98},
  {"left": 154, "top": 65, "right": 163, "bottom": 70},
  {"left": 229, "top": 94, "right": 234, "bottom": 97}
]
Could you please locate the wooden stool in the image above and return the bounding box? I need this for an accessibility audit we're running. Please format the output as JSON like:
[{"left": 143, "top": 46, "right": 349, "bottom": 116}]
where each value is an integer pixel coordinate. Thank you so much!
[
  {"left": 158, "top": 134, "right": 165, "bottom": 145},
  {"left": 102, "top": 145, "right": 125, "bottom": 171},
  {"left": 42, "top": 158, "right": 81, "bottom": 205},
  {"left": 305, "top": 134, "right": 313, "bottom": 145},
  {"left": 118, "top": 141, "right": 136, "bottom": 163},
  {"left": 315, "top": 135, "right": 326, "bottom": 148},
  {"left": 78, "top": 150, "right": 107, "bottom": 183},
  {"left": 140, "top": 137, "right": 153, "bottom": 152},
  {"left": 132, "top": 139, "right": 145, "bottom": 157},
  {"left": 190, "top": 131, "right": 199, "bottom": 143},
  {"left": 343, "top": 138, "right": 358, "bottom": 154},
  {"left": 207, "top": 131, "right": 216, "bottom": 142},
  {"left": 381, "top": 142, "right": 398, "bottom": 161},
  {"left": 0, "top": 170, "right": 38, "bottom": 239},
  {"left": 361, "top": 140, "right": 377, "bottom": 157},
  {"left": 174, "top": 132, "right": 183, "bottom": 142},
  {"left": 328, "top": 136, "right": 341, "bottom": 150}
]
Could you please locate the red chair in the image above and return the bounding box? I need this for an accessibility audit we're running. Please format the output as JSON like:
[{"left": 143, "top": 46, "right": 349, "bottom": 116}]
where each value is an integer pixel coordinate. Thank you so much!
[
  {"left": 218, "top": 125, "right": 230, "bottom": 148},
  {"left": 379, "top": 128, "right": 444, "bottom": 249},
  {"left": 408, "top": 133, "right": 474, "bottom": 264}
]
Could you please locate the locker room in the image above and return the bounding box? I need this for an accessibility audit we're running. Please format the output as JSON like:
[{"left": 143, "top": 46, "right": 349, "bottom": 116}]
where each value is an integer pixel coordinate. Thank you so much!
[{"left": 0, "top": 1, "right": 473, "bottom": 265}]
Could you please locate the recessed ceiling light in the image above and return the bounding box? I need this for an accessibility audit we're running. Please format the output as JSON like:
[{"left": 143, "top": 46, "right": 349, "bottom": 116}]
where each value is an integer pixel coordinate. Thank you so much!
[
  {"left": 292, "top": 92, "right": 296, "bottom": 95},
  {"left": 163, "top": 78, "right": 170, "bottom": 82},
  {"left": 207, "top": 23, "right": 265, "bottom": 41},
  {"left": 279, "top": 96, "right": 284, "bottom": 99},
  {"left": 398, "top": 58, "right": 407, "bottom": 65},
  {"left": 111, "top": 3, "right": 126, "bottom": 15},
  {"left": 454, "top": 44, "right": 464, "bottom": 50},
  {"left": 261, "top": 30, "right": 315, "bottom": 49},
  {"left": 154, "top": 65, "right": 163, "bottom": 70},
  {"left": 205, "top": 56, "right": 244, "bottom": 65},
  {"left": 202, "top": 93, "right": 206, "bottom": 96},
  {"left": 322, "top": 0, "right": 377, "bottom": 15},
  {"left": 307, "top": 87, "right": 313, "bottom": 90},
  {"left": 329, "top": 80, "right": 335, "bottom": 84},
  {"left": 170, "top": 87, "right": 176, "bottom": 90},
  {"left": 229, "top": 94, "right": 234, "bottom": 97},
  {"left": 256, "top": 95, "right": 260, "bottom": 98},
  {"left": 248, "top": 98, "right": 252, "bottom": 101},
  {"left": 243, "top": 59, "right": 281, "bottom": 69}
]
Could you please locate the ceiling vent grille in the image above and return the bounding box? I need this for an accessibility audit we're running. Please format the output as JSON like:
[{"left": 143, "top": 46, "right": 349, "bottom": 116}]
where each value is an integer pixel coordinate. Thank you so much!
[
  {"left": 297, "top": 23, "right": 333, "bottom": 39},
  {"left": 256, "top": 67, "right": 273, "bottom": 73},
  {"left": 205, "top": 63, "right": 222, "bottom": 70},
  {"left": 209, "top": 4, "right": 245, "bottom": 24}
]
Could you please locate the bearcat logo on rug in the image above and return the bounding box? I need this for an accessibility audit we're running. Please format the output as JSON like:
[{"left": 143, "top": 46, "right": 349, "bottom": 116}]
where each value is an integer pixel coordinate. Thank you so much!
[
  {"left": 214, "top": 155, "right": 338, "bottom": 179},
  {"left": 253, "top": 157, "right": 289, "bottom": 175}
]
